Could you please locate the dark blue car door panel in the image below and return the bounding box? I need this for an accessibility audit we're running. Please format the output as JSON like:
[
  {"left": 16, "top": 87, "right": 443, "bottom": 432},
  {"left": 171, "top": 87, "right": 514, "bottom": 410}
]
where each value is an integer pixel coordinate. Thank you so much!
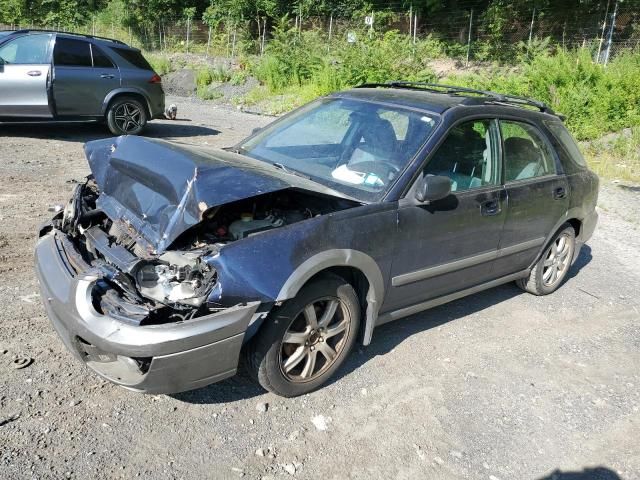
[{"left": 383, "top": 186, "right": 507, "bottom": 313}]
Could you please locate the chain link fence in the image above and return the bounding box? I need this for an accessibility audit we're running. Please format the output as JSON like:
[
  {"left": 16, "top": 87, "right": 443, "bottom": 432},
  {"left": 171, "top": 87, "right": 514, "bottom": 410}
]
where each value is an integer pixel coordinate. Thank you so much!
[{"left": 2, "top": 2, "right": 639, "bottom": 64}]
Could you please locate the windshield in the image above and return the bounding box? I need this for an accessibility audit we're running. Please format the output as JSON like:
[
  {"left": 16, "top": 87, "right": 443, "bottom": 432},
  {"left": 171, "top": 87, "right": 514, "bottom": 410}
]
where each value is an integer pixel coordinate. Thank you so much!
[{"left": 240, "top": 97, "right": 438, "bottom": 202}]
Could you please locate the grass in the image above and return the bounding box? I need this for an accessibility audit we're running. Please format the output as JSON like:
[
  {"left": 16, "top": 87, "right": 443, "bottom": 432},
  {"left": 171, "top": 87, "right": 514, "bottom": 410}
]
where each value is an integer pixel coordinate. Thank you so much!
[{"left": 583, "top": 127, "right": 640, "bottom": 183}]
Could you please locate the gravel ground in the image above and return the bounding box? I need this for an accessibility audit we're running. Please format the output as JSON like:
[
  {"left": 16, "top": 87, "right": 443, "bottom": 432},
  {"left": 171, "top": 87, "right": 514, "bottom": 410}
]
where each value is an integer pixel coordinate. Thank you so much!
[{"left": 1, "top": 96, "right": 639, "bottom": 480}]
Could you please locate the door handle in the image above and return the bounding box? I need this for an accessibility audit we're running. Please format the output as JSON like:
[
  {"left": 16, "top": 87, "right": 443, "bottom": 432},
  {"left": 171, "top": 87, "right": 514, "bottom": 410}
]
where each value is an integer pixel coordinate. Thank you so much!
[
  {"left": 100, "top": 73, "right": 115, "bottom": 79},
  {"left": 480, "top": 199, "right": 501, "bottom": 216},
  {"left": 553, "top": 186, "right": 567, "bottom": 200},
  {"left": 27, "top": 70, "right": 42, "bottom": 77}
]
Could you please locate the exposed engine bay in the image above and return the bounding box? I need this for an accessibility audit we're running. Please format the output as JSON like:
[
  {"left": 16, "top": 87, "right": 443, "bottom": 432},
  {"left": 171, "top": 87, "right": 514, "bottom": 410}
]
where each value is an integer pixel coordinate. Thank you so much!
[{"left": 52, "top": 177, "right": 358, "bottom": 325}]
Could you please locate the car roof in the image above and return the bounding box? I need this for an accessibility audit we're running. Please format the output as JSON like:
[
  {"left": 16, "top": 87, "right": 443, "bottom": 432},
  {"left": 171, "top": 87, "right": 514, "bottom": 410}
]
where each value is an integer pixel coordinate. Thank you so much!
[
  {"left": 1, "top": 29, "right": 137, "bottom": 50},
  {"left": 333, "top": 83, "right": 561, "bottom": 120}
]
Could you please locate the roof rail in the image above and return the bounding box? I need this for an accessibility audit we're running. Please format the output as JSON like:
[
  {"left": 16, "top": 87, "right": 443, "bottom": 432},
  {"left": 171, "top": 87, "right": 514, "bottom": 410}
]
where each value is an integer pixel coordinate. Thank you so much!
[
  {"left": 356, "top": 81, "right": 556, "bottom": 116},
  {"left": 12, "top": 29, "right": 126, "bottom": 45}
]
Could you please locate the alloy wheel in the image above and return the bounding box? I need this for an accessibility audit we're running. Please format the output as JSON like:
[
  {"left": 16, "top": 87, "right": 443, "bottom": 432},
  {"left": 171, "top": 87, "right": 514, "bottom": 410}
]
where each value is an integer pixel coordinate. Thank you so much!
[
  {"left": 279, "top": 297, "right": 350, "bottom": 382},
  {"left": 114, "top": 103, "right": 143, "bottom": 133},
  {"left": 542, "top": 233, "right": 572, "bottom": 287}
]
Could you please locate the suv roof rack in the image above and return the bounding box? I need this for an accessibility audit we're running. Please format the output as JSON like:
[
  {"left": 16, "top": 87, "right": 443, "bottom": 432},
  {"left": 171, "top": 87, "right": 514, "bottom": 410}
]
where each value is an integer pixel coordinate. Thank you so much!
[
  {"left": 12, "top": 29, "right": 126, "bottom": 45},
  {"left": 356, "top": 81, "right": 557, "bottom": 116}
]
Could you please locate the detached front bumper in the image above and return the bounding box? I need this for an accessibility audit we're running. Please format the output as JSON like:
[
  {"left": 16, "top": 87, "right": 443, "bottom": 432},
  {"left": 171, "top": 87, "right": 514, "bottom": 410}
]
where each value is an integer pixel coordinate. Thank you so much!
[{"left": 35, "top": 231, "right": 260, "bottom": 394}]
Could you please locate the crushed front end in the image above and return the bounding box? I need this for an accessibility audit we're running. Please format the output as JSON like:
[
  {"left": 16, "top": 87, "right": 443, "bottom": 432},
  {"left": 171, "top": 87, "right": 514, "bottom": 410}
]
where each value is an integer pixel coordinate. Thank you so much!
[{"left": 35, "top": 178, "right": 261, "bottom": 394}]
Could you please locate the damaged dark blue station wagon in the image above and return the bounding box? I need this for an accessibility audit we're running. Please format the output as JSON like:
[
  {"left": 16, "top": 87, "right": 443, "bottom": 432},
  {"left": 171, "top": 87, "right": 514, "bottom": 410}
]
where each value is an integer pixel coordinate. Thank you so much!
[{"left": 35, "top": 83, "right": 598, "bottom": 397}]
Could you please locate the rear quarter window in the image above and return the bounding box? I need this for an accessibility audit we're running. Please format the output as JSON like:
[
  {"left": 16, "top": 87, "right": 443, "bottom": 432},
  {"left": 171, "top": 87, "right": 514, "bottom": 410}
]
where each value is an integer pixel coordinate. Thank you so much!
[
  {"left": 544, "top": 120, "right": 588, "bottom": 174},
  {"left": 111, "top": 47, "right": 153, "bottom": 70}
]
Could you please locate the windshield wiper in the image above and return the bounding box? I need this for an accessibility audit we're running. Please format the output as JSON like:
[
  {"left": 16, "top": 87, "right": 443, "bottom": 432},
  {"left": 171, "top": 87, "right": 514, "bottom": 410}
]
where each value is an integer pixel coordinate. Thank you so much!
[{"left": 272, "top": 162, "right": 311, "bottom": 180}]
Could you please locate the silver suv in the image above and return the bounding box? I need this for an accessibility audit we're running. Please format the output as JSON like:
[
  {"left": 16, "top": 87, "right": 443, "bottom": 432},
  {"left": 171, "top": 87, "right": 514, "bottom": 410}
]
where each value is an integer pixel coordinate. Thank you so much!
[{"left": 0, "top": 30, "right": 165, "bottom": 135}]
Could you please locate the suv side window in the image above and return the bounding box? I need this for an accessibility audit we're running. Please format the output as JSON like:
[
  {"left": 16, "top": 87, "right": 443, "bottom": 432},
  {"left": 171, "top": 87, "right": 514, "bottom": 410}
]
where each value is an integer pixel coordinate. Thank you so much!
[
  {"left": 90, "top": 44, "right": 116, "bottom": 68},
  {"left": 424, "top": 119, "right": 501, "bottom": 192},
  {"left": 53, "top": 38, "right": 92, "bottom": 67},
  {"left": 501, "top": 120, "right": 556, "bottom": 182},
  {"left": 0, "top": 34, "right": 51, "bottom": 64}
]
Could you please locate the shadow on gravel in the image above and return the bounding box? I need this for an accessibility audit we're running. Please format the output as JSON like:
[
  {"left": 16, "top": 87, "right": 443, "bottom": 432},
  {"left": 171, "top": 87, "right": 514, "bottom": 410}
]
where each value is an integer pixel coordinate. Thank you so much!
[
  {"left": 174, "top": 244, "right": 593, "bottom": 404},
  {"left": 0, "top": 121, "right": 219, "bottom": 141},
  {"left": 537, "top": 466, "right": 621, "bottom": 479}
]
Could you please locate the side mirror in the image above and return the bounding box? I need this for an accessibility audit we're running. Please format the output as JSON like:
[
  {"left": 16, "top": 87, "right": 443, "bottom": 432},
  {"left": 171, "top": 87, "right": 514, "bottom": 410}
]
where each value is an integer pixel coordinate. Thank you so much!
[{"left": 414, "top": 175, "right": 452, "bottom": 203}]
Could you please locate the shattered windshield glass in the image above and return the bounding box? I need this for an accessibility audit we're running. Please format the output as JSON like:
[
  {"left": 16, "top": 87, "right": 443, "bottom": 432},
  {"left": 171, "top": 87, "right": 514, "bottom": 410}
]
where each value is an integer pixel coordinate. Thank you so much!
[{"left": 240, "top": 98, "right": 439, "bottom": 202}]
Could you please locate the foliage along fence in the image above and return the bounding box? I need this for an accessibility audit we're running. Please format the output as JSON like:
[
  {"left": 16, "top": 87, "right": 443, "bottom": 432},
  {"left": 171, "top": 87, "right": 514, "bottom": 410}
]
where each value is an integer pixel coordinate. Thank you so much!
[{"left": 2, "top": 2, "right": 639, "bottom": 64}]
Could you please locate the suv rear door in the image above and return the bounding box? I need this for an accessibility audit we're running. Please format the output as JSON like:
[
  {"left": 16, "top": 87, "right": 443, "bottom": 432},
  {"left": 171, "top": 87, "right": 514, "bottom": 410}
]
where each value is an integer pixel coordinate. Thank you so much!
[
  {"left": 492, "top": 119, "right": 570, "bottom": 277},
  {"left": 52, "top": 36, "right": 120, "bottom": 117},
  {"left": 0, "top": 33, "right": 53, "bottom": 118}
]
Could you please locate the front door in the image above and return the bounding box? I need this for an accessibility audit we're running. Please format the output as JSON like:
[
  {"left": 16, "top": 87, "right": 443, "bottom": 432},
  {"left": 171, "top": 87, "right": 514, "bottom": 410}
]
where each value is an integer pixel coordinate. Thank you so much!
[
  {"left": 384, "top": 119, "right": 507, "bottom": 314},
  {"left": 52, "top": 37, "right": 120, "bottom": 117},
  {"left": 0, "top": 34, "right": 53, "bottom": 118}
]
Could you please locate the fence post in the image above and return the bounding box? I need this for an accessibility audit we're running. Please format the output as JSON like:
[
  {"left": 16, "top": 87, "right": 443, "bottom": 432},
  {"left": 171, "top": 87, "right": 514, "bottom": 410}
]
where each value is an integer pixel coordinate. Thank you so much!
[
  {"left": 597, "top": 0, "right": 611, "bottom": 63},
  {"left": 413, "top": 14, "right": 417, "bottom": 44},
  {"left": 328, "top": 14, "right": 333, "bottom": 51},
  {"left": 231, "top": 25, "right": 237, "bottom": 58},
  {"left": 207, "top": 25, "right": 211, "bottom": 57},
  {"left": 261, "top": 17, "right": 266, "bottom": 55},
  {"left": 466, "top": 9, "right": 473, "bottom": 67},
  {"left": 604, "top": 0, "right": 619, "bottom": 65},
  {"left": 409, "top": 4, "right": 412, "bottom": 37},
  {"left": 186, "top": 17, "right": 191, "bottom": 53},
  {"left": 528, "top": 8, "right": 536, "bottom": 46}
]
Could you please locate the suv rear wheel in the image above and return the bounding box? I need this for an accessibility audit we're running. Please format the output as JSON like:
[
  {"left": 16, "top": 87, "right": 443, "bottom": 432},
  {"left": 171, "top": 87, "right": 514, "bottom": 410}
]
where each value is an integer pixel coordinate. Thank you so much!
[
  {"left": 245, "top": 274, "right": 360, "bottom": 397},
  {"left": 106, "top": 96, "right": 148, "bottom": 135},
  {"left": 517, "top": 224, "right": 576, "bottom": 295}
]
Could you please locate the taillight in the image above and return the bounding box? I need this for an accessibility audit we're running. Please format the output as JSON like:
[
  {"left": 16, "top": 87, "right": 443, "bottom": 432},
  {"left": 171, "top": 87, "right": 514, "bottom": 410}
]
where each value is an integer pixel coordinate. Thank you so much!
[{"left": 148, "top": 73, "right": 162, "bottom": 84}]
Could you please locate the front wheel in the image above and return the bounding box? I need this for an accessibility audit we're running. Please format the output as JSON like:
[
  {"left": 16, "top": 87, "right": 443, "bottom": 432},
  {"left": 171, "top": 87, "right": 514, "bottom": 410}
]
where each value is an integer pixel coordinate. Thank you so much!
[
  {"left": 245, "top": 274, "right": 361, "bottom": 397},
  {"left": 517, "top": 224, "right": 576, "bottom": 295},
  {"left": 106, "top": 97, "right": 148, "bottom": 135}
]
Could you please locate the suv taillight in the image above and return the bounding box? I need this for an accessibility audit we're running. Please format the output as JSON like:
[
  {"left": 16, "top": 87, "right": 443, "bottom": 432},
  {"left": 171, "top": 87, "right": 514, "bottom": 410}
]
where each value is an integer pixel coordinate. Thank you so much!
[{"left": 148, "top": 74, "right": 162, "bottom": 84}]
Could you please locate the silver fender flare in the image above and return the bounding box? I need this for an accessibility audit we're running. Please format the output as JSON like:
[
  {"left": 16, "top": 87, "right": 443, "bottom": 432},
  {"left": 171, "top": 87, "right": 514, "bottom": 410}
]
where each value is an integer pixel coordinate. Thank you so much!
[{"left": 276, "top": 249, "right": 385, "bottom": 346}]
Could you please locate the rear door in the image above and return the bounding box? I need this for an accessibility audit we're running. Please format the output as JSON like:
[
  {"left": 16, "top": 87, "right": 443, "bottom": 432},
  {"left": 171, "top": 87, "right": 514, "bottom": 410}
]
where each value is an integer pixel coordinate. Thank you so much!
[
  {"left": 52, "top": 37, "right": 120, "bottom": 117},
  {"left": 0, "top": 34, "right": 53, "bottom": 118},
  {"left": 493, "top": 119, "right": 570, "bottom": 277}
]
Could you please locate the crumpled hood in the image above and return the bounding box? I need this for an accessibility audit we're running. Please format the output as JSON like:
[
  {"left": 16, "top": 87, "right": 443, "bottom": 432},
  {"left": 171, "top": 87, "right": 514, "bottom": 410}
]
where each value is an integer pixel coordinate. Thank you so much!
[{"left": 84, "top": 136, "right": 345, "bottom": 254}]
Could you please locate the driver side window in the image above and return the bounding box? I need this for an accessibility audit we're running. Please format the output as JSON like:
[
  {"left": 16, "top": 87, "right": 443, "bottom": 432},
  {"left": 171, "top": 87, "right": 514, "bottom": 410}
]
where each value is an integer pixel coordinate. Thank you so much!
[
  {"left": 0, "top": 34, "right": 51, "bottom": 65},
  {"left": 424, "top": 119, "right": 501, "bottom": 192}
]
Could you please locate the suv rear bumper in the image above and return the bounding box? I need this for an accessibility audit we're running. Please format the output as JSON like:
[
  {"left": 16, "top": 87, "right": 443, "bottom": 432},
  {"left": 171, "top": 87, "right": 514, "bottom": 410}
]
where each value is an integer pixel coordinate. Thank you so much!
[{"left": 35, "top": 231, "right": 259, "bottom": 394}]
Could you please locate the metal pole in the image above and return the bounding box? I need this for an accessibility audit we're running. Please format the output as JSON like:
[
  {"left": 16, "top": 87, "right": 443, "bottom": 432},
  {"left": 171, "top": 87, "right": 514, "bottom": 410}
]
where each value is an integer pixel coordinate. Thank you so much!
[
  {"left": 186, "top": 17, "right": 190, "bottom": 53},
  {"left": 328, "top": 14, "right": 333, "bottom": 52},
  {"left": 604, "top": 0, "right": 618, "bottom": 65},
  {"left": 261, "top": 17, "right": 266, "bottom": 55},
  {"left": 413, "top": 14, "right": 417, "bottom": 44},
  {"left": 409, "top": 5, "right": 412, "bottom": 37},
  {"left": 207, "top": 25, "right": 211, "bottom": 56},
  {"left": 466, "top": 9, "right": 473, "bottom": 66},
  {"left": 597, "top": 0, "right": 611, "bottom": 62},
  {"left": 528, "top": 8, "right": 536, "bottom": 46}
]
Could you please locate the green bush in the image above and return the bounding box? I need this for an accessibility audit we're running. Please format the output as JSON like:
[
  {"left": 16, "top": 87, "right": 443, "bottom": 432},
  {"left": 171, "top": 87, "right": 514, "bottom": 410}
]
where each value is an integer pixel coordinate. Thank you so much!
[
  {"left": 447, "top": 48, "right": 640, "bottom": 140},
  {"left": 146, "top": 54, "right": 171, "bottom": 75},
  {"left": 196, "top": 66, "right": 232, "bottom": 87}
]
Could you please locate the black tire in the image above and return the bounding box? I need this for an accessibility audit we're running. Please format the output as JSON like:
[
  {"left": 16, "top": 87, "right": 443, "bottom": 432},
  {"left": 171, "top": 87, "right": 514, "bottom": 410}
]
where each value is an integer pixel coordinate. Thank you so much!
[
  {"left": 106, "top": 96, "right": 148, "bottom": 135},
  {"left": 516, "top": 224, "right": 576, "bottom": 295},
  {"left": 245, "top": 274, "right": 361, "bottom": 397}
]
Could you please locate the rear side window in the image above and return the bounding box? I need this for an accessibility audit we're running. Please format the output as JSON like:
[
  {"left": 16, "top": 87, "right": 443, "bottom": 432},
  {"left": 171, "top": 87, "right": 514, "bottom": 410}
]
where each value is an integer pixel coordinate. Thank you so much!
[
  {"left": 54, "top": 38, "right": 92, "bottom": 67},
  {"left": 500, "top": 121, "right": 556, "bottom": 182},
  {"left": 90, "top": 44, "right": 115, "bottom": 68},
  {"left": 111, "top": 47, "right": 152, "bottom": 70},
  {"left": 0, "top": 34, "right": 51, "bottom": 64},
  {"left": 544, "top": 120, "right": 588, "bottom": 170}
]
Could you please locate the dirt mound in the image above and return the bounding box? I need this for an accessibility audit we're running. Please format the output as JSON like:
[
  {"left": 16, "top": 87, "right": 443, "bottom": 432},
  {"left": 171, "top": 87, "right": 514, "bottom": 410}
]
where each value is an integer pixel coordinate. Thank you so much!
[{"left": 162, "top": 69, "right": 197, "bottom": 96}]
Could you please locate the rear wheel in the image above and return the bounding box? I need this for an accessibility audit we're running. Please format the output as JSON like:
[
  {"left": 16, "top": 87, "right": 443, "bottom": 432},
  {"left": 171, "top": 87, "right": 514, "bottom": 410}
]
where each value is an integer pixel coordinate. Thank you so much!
[
  {"left": 517, "top": 224, "right": 576, "bottom": 295},
  {"left": 245, "top": 274, "right": 360, "bottom": 397},
  {"left": 106, "top": 96, "right": 147, "bottom": 135}
]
